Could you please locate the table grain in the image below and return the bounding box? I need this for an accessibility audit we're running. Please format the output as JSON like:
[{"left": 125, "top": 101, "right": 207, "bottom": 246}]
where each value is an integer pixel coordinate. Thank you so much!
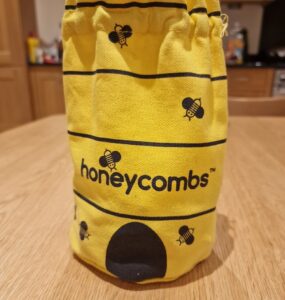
[{"left": 0, "top": 116, "right": 284, "bottom": 300}]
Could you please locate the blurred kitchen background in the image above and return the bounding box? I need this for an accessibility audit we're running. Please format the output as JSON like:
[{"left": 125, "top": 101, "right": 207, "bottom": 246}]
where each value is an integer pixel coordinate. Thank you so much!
[{"left": 0, "top": 0, "right": 285, "bottom": 132}]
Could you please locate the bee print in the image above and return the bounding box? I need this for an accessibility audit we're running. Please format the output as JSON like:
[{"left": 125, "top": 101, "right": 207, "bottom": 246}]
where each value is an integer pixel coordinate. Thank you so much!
[
  {"left": 79, "top": 221, "right": 90, "bottom": 241},
  {"left": 177, "top": 226, "right": 195, "bottom": 246},
  {"left": 109, "top": 24, "right": 132, "bottom": 48},
  {"left": 182, "top": 97, "right": 205, "bottom": 121},
  {"left": 99, "top": 149, "right": 121, "bottom": 172}
]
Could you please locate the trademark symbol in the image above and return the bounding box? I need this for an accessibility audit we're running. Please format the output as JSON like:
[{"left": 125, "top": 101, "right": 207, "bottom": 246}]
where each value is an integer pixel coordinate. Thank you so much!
[{"left": 210, "top": 168, "right": 216, "bottom": 173}]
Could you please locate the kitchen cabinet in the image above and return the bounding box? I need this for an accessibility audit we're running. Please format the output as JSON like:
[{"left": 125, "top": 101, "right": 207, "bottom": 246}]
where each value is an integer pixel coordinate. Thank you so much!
[
  {"left": 228, "top": 67, "right": 285, "bottom": 115},
  {"left": 0, "top": 1, "right": 25, "bottom": 66},
  {"left": 0, "top": 68, "right": 32, "bottom": 131},
  {"left": 0, "top": 0, "right": 65, "bottom": 129},
  {"left": 0, "top": 0, "right": 36, "bottom": 132},
  {"left": 229, "top": 96, "right": 285, "bottom": 116},
  {"left": 227, "top": 68, "right": 274, "bottom": 97},
  {"left": 29, "top": 67, "right": 65, "bottom": 119}
]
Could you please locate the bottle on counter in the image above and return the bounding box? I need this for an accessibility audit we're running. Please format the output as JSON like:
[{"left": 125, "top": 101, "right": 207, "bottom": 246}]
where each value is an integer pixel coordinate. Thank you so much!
[
  {"left": 27, "top": 32, "right": 40, "bottom": 64},
  {"left": 35, "top": 47, "right": 44, "bottom": 64},
  {"left": 225, "top": 22, "right": 246, "bottom": 65},
  {"left": 50, "top": 40, "right": 60, "bottom": 63}
]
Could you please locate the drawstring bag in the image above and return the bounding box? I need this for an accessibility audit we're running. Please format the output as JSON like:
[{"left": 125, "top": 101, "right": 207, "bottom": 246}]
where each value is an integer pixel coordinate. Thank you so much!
[{"left": 62, "top": 0, "right": 228, "bottom": 284}]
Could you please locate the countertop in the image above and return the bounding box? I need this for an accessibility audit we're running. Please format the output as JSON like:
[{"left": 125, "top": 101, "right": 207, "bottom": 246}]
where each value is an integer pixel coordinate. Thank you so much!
[
  {"left": 227, "top": 62, "right": 285, "bottom": 69},
  {"left": 0, "top": 116, "right": 284, "bottom": 299}
]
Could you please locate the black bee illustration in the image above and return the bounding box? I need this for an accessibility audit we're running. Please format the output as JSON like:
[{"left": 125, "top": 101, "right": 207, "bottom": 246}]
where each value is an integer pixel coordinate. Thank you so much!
[
  {"left": 99, "top": 149, "right": 121, "bottom": 172},
  {"left": 177, "top": 226, "right": 195, "bottom": 246},
  {"left": 182, "top": 97, "right": 205, "bottom": 121},
  {"left": 79, "top": 221, "right": 90, "bottom": 241},
  {"left": 109, "top": 24, "right": 132, "bottom": 48}
]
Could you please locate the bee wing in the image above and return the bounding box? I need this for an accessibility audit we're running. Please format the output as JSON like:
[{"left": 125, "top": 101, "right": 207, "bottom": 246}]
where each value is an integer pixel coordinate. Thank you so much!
[
  {"left": 124, "top": 32, "right": 132, "bottom": 38},
  {"left": 182, "top": 98, "right": 193, "bottom": 109},
  {"left": 99, "top": 156, "right": 108, "bottom": 167},
  {"left": 179, "top": 225, "right": 189, "bottom": 235},
  {"left": 112, "top": 151, "right": 122, "bottom": 163},
  {"left": 109, "top": 31, "right": 119, "bottom": 43},
  {"left": 185, "top": 235, "right": 195, "bottom": 245},
  {"left": 196, "top": 107, "right": 205, "bottom": 119},
  {"left": 122, "top": 25, "right": 132, "bottom": 38}
]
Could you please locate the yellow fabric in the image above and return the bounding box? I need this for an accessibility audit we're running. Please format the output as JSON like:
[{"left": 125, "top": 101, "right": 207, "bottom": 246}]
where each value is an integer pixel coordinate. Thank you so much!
[{"left": 62, "top": 0, "right": 228, "bottom": 284}]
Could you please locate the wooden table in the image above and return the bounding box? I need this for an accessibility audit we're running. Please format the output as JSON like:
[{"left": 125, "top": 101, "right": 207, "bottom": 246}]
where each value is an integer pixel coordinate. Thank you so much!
[{"left": 0, "top": 116, "right": 284, "bottom": 299}]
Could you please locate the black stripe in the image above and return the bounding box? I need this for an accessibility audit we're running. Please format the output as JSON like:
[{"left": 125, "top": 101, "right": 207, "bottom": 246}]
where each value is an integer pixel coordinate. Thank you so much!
[
  {"left": 74, "top": 189, "right": 216, "bottom": 221},
  {"left": 188, "top": 7, "right": 207, "bottom": 15},
  {"left": 63, "top": 69, "right": 227, "bottom": 82},
  {"left": 208, "top": 11, "right": 221, "bottom": 17},
  {"left": 188, "top": 9, "right": 221, "bottom": 17},
  {"left": 68, "top": 130, "right": 227, "bottom": 148},
  {"left": 65, "top": 5, "right": 77, "bottom": 10},
  {"left": 65, "top": 2, "right": 222, "bottom": 17},
  {"left": 65, "top": 1, "right": 187, "bottom": 10},
  {"left": 211, "top": 75, "right": 228, "bottom": 81}
]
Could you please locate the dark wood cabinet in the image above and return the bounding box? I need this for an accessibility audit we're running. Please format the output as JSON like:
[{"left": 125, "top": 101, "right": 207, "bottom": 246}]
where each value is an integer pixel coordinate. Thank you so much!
[
  {"left": 0, "top": 0, "right": 33, "bottom": 132},
  {"left": 228, "top": 68, "right": 285, "bottom": 116},
  {"left": 0, "top": 68, "right": 32, "bottom": 131},
  {"left": 29, "top": 67, "right": 65, "bottom": 119},
  {"left": 228, "top": 68, "right": 274, "bottom": 97}
]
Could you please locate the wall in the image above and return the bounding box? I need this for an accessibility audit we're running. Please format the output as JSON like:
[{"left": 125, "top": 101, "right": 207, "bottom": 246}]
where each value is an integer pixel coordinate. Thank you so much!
[
  {"left": 222, "top": 4, "right": 264, "bottom": 54},
  {"left": 34, "top": 1, "right": 263, "bottom": 54},
  {"left": 35, "top": 0, "right": 65, "bottom": 44}
]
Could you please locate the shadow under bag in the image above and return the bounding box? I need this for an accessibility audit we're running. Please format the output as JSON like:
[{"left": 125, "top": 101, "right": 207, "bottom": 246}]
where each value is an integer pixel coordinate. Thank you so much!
[{"left": 62, "top": 0, "right": 228, "bottom": 284}]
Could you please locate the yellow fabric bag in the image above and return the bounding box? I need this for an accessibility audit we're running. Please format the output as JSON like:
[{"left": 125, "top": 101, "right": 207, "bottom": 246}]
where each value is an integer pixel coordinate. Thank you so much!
[{"left": 62, "top": 0, "right": 228, "bottom": 283}]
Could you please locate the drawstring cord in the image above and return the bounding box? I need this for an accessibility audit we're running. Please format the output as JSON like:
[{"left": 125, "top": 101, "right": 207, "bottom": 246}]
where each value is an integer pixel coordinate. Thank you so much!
[{"left": 221, "top": 14, "right": 229, "bottom": 38}]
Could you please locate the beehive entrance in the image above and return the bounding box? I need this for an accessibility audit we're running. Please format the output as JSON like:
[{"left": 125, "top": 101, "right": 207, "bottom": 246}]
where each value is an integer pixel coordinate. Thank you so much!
[{"left": 106, "top": 222, "right": 167, "bottom": 282}]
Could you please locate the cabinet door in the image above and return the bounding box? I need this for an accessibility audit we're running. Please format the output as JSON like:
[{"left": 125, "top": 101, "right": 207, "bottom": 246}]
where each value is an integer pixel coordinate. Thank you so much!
[
  {"left": 0, "top": 68, "right": 33, "bottom": 132},
  {"left": 227, "top": 68, "right": 274, "bottom": 97},
  {"left": 0, "top": 0, "right": 25, "bottom": 66},
  {"left": 229, "top": 97, "right": 285, "bottom": 116},
  {"left": 30, "top": 67, "right": 65, "bottom": 119}
]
